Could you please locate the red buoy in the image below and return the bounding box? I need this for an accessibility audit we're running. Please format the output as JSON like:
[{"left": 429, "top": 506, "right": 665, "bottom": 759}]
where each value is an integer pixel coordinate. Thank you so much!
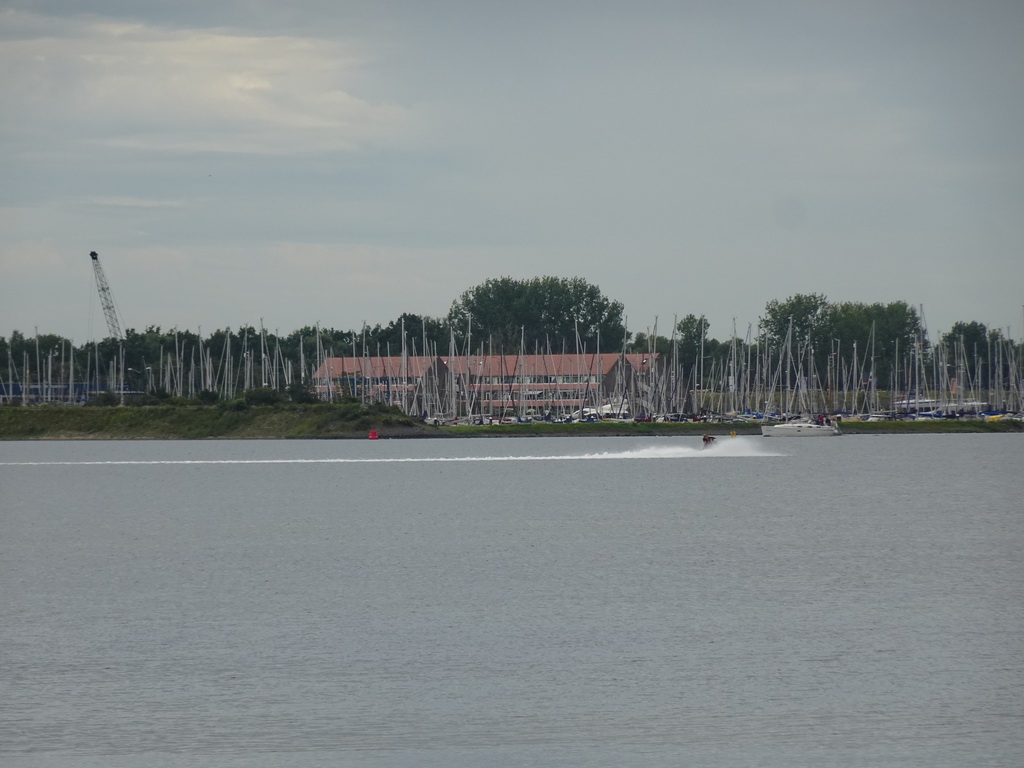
[{"left": 368, "top": 430, "right": 379, "bottom": 440}]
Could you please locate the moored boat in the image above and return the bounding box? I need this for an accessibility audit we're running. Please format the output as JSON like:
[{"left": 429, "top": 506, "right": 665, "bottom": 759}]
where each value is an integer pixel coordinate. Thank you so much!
[{"left": 760, "top": 418, "right": 841, "bottom": 437}]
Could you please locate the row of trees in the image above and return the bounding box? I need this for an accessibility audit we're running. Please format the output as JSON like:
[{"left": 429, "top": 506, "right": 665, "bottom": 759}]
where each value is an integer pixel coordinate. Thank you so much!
[
  {"left": 625, "top": 294, "right": 1016, "bottom": 392},
  {"left": 644, "top": 295, "right": 930, "bottom": 389},
  {"left": 2, "top": 277, "right": 1020, "bottom": 403}
]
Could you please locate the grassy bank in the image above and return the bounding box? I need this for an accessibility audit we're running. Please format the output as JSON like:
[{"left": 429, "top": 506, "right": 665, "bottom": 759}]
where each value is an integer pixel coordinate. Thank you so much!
[
  {"left": 1, "top": 405, "right": 1021, "bottom": 440},
  {"left": 827, "top": 419, "right": 1021, "bottom": 435},
  {"left": 0, "top": 402, "right": 431, "bottom": 440}
]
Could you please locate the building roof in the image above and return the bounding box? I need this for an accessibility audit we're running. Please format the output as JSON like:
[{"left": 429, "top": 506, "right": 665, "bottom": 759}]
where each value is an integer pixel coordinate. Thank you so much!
[
  {"left": 313, "top": 356, "right": 439, "bottom": 380},
  {"left": 314, "top": 353, "right": 658, "bottom": 380},
  {"left": 447, "top": 353, "right": 657, "bottom": 376}
]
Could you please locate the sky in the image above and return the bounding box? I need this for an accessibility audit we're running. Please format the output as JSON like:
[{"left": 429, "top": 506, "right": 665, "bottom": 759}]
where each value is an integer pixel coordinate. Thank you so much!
[{"left": 2, "top": 0, "right": 1023, "bottom": 345}]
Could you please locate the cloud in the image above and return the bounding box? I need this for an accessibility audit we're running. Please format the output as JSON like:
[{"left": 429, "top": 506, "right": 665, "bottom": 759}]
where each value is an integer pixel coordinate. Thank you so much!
[{"left": 0, "top": 9, "right": 413, "bottom": 155}]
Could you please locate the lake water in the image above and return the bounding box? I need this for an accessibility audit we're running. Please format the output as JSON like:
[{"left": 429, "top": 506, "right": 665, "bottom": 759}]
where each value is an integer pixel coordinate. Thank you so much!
[{"left": 2, "top": 434, "right": 1022, "bottom": 767}]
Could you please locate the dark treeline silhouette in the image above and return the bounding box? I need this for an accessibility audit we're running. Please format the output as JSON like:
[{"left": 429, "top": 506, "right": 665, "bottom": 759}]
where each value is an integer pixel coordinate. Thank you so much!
[{"left": 1, "top": 279, "right": 1020, "bottom": 406}]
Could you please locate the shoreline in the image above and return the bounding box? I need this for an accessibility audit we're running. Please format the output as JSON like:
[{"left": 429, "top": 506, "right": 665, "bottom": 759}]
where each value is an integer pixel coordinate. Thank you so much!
[{"left": 1, "top": 405, "right": 1020, "bottom": 440}]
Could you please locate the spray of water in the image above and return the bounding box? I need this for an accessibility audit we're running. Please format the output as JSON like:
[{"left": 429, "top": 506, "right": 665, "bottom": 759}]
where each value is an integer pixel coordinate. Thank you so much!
[{"left": 0, "top": 438, "right": 784, "bottom": 466}]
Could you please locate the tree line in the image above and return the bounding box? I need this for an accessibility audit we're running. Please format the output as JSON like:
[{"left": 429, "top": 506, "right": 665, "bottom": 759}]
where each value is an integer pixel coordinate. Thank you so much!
[{"left": 2, "top": 277, "right": 1020, "bottom": 401}]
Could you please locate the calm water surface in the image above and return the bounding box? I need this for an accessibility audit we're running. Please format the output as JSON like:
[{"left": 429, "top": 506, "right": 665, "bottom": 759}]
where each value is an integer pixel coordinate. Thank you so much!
[{"left": 2, "top": 435, "right": 1022, "bottom": 767}]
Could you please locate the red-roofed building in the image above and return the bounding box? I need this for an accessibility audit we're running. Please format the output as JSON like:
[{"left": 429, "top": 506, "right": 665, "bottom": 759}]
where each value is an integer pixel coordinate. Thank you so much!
[{"left": 313, "top": 353, "right": 660, "bottom": 422}]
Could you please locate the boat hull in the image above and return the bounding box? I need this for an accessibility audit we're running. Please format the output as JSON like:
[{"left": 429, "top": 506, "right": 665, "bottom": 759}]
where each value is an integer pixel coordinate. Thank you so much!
[{"left": 760, "top": 422, "right": 841, "bottom": 437}]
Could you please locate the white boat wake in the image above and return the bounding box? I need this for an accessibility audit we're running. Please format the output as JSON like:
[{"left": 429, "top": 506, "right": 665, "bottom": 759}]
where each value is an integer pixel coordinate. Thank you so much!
[
  {"left": 580, "top": 439, "right": 785, "bottom": 460},
  {"left": 0, "top": 439, "right": 784, "bottom": 466}
]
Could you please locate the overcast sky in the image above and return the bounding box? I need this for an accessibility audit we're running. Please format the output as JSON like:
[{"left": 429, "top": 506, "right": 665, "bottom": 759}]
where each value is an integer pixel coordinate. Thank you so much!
[{"left": 3, "top": 0, "right": 1022, "bottom": 344}]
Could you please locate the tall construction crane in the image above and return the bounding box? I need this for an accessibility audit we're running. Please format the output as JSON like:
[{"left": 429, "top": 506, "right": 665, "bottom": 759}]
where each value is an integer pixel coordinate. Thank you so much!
[{"left": 89, "top": 250, "right": 124, "bottom": 341}]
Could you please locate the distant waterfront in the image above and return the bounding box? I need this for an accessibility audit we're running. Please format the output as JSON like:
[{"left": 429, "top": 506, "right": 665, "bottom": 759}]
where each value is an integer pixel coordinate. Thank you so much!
[{"left": 1, "top": 404, "right": 1021, "bottom": 440}]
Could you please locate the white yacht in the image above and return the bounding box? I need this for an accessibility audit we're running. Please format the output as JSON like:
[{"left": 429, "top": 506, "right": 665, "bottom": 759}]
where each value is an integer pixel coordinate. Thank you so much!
[{"left": 760, "top": 418, "right": 841, "bottom": 437}]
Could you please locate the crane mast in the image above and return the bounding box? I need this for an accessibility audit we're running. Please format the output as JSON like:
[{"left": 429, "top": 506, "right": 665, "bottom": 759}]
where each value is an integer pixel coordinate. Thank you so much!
[{"left": 89, "top": 250, "right": 124, "bottom": 341}]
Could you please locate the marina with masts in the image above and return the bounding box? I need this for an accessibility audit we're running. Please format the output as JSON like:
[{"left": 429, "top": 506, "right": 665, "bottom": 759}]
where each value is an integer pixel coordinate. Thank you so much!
[
  {"left": 4, "top": 317, "right": 1023, "bottom": 424},
  {"left": 3, "top": 253, "right": 1022, "bottom": 422}
]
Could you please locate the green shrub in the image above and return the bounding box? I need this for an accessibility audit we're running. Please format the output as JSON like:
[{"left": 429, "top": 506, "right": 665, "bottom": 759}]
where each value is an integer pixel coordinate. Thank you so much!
[
  {"left": 243, "top": 387, "right": 284, "bottom": 406},
  {"left": 125, "top": 394, "right": 163, "bottom": 407},
  {"left": 85, "top": 391, "right": 119, "bottom": 407},
  {"left": 286, "top": 380, "right": 319, "bottom": 404},
  {"left": 197, "top": 389, "right": 220, "bottom": 405}
]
